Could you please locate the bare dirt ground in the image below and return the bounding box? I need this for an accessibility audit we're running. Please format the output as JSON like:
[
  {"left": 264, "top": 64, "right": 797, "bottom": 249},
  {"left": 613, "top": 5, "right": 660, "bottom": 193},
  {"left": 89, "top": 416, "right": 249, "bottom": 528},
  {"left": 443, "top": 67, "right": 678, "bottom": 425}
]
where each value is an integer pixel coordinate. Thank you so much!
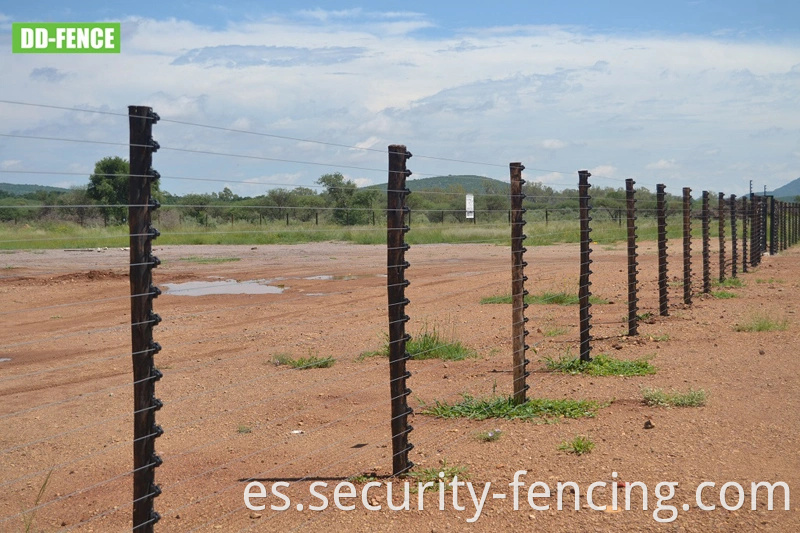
[{"left": 1, "top": 240, "right": 799, "bottom": 532}]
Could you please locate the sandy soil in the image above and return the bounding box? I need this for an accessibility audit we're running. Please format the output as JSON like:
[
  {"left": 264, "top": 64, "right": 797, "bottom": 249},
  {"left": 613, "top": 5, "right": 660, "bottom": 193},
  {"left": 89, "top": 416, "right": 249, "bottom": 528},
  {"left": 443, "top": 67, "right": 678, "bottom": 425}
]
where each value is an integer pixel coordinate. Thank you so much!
[{"left": 1, "top": 240, "right": 798, "bottom": 532}]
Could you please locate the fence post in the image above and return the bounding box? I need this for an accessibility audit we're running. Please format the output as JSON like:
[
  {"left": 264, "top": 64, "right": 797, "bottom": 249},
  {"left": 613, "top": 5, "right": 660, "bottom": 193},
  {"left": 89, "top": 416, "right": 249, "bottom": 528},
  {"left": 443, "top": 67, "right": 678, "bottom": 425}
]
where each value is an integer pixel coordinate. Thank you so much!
[
  {"left": 750, "top": 196, "right": 764, "bottom": 260},
  {"left": 657, "top": 184, "right": 669, "bottom": 316},
  {"left": 682, "top": 188, "right": 692, "bottom": 305},
  {"left": 718, "top": 192, "right": 726, "bottom": 282},
  {"left": 128, "top": 106, "right": 162, "bottom": 532},
  {"left": 769, "top": 197, "right": 776, "bottom": 255},
  {"left": 578, "top": 170, "right": 593, "bottom": 362},
  {"left": 750, "top": 194, "right": 761, "bottom": 266},
  {"left": 783, "top": 202, "right": 788, "bottom": 251},
  {"left": 510, "top": 163, "right": 529, "bottom": 404},
  {"left": 730, "top": 195, "right": 738, "bottom": 279},
  {"left": 761, "top": 196, "right": 768, "bottom": 257},
  {"left": 742, "top": 196, "right": 749, "bottom": 274},
  {"left": 702, "top": 191, "right": 711, "bottom": 293},
  {"left": 386, "top": 144, "right": 414, "bottom": 476},
  {"left": 625, "top": 179, "right": 638, "bottom": 335}
]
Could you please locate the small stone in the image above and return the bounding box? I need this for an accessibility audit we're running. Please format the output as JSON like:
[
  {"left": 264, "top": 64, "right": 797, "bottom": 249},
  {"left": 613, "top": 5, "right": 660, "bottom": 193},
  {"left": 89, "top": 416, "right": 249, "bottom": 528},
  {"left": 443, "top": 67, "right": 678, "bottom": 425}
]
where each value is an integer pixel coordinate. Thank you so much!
[
  {"left": 644, "top": 419, "right": 655, "bottom": 430},
  {"left": 759, "top": 350, "right": 766, "bottom": 355},
  {"left": 250, "top": 512, "right": 262, "bottom": 519}
]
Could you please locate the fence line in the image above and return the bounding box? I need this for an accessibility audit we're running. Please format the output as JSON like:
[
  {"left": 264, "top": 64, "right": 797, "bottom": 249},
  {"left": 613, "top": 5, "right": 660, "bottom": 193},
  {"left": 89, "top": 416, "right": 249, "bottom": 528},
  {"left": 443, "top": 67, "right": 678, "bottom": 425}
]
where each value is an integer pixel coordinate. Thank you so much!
[{"left": 3, "top": 104, "right": 800, "bottom": 531}]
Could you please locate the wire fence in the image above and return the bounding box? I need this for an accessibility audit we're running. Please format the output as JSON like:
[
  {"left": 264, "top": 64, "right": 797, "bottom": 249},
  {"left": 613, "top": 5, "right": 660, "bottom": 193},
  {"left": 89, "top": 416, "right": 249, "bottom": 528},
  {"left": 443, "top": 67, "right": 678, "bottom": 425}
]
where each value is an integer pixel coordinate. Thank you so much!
[{"left": 1, "top": 101, "right": 799, "bottom": 531}]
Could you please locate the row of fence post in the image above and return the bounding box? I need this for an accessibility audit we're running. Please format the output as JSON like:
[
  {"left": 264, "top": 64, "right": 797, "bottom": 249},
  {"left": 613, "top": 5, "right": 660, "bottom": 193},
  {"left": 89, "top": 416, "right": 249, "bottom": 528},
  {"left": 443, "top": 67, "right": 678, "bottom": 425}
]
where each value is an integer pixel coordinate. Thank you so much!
[{"left": 124, "top": 126, "right": 800, "bottom": 525}]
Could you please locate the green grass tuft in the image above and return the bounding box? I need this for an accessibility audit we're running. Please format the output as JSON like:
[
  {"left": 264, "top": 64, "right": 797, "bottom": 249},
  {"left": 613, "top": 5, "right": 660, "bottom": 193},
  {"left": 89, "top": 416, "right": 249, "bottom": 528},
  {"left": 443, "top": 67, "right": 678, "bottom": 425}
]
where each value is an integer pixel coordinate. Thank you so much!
[
  {"left": 734, "top": 314, "right": 788, "bottom": 332},
  {"left": 237, "top": 425, "right": 252, "bottom": 434},
  {"left": 641, "top": 387, "right": 707, "bottom": 407},
  {"left": 543, "top": 327, "right": 569, "bottom": 337},
  {"left": 711, "top": 290, "right": 737, "bottom": 299},
  {"left": 358, "top": 324, "right": 477, "bottom": 361},
  {"left": 406, "top": 461, "right": 469, "bottom": 490},
  {"left": 558, "top": 435, "right": 595, "bottom": 455},
  {"left": 714, "top": 277, "right": 744, "bottom": 288},
  {"left": 543, "top": 352, "right": 656, "bottom": 376},
  {"left": 273, "top": 353, "right": 336, "bottom": 369},
  {"left": 420, "top": 394, "right": 600, "bottom": 420},
  {"left": 755, "top": 277, "right": 784, "bottom": 284},
  {"left": 347, "top": 473, "right": 379, "bottom": 483},
  {"left": 481, "top": 291, "right": 608, "bottom": 306}
]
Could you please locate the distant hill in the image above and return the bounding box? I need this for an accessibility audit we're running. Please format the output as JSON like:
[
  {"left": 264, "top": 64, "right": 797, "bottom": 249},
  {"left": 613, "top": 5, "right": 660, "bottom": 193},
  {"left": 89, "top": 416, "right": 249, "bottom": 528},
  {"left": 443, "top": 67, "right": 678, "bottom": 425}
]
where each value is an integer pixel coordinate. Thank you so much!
[
  {"left": 766, "top": 178, "right": 800, "bottom": 200},
  {"left": 0, "top": 182, "right": 69, "bottom": 196},
  {"left": 365, "top": 175, "right": 508, "bottom": 194}
]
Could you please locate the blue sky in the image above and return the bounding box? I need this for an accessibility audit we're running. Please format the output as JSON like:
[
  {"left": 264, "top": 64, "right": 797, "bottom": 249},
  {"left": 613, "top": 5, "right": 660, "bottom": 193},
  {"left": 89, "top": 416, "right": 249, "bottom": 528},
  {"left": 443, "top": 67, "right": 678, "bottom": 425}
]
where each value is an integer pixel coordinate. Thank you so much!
[{"left": 1, "top": 1, "right": 799, "bottom": 196}]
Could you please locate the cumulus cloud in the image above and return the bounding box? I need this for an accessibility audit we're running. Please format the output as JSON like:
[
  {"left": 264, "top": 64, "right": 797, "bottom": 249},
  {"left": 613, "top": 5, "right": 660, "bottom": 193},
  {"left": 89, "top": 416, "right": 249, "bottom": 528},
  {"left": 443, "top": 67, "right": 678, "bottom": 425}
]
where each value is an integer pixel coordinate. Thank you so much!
[{"left": 3, "top": 13, "right": 799, "bottom": 196}]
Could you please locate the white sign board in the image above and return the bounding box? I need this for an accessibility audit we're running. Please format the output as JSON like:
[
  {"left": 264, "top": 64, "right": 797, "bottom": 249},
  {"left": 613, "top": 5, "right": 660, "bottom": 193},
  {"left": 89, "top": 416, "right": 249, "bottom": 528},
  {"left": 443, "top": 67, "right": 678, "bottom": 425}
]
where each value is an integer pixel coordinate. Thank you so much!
[{"left": 466, "top": 194, "right": 474, "bottom": 219}]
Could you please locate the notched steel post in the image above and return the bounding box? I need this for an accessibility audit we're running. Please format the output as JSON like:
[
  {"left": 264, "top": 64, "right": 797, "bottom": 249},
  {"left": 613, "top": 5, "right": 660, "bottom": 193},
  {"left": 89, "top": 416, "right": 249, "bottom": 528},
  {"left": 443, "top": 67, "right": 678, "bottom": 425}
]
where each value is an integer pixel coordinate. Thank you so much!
[
  {"left": 386, "top": 144, "right": 414, "bottom": 476},
  {"left": 510, "top": 162, "right": 529, "bottom": 404},
  {"left": 578, "top": 170, "right": 593, "bottom": 361},
  {"left": 129, "top": 106, "right": 162, "bottom": 532}
]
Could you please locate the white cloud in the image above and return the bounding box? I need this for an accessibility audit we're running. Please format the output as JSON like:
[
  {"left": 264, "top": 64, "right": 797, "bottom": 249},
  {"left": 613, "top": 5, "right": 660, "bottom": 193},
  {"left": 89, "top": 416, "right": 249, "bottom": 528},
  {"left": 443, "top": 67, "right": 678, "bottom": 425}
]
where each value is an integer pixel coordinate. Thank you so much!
[
  {"left": 2, "top": 14, "right": 799, "bottom": 197},
  {"left": 540, "top": 139, "right": 568, "bottom": 150},
  {"left": 352, "top": 177, "right": 374, "bottom": 187},
  {"left": 1, "top": 160, "right": 23, "bottom": 170},
  {"left": 590, "top": 165, "right": 617, "bottom": 178},
  {"left": 646, "top": 159, "right": 678, "bottom": 170}
]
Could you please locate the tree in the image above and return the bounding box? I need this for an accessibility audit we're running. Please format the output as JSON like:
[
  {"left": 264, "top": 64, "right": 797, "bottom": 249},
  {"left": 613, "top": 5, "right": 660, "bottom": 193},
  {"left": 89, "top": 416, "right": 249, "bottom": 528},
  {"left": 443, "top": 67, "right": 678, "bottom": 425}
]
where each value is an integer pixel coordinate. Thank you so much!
[
  {"left": 317, "top": 172, "right": 360, "bottom": 225},
  {"left": 86, "top": 156, "right": 161, "bottom": 224}
]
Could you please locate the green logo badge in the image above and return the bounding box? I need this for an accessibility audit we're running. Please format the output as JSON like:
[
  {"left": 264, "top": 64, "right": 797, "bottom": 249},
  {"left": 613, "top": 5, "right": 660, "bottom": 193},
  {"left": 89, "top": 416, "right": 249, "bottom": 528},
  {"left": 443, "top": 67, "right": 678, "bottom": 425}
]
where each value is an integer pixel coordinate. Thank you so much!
[{"left": 12, "top": 23, "right": 121, "bottom": 53}]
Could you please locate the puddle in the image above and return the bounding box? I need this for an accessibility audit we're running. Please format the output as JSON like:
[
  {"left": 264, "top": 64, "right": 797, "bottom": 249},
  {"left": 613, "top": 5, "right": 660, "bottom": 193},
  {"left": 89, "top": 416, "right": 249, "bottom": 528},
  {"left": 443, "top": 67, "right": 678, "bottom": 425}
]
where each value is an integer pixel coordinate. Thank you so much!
[
  {"left": 0, "top": 358, "right": 10, "bottom": 363},
  {"left": 163, "top": 279, "right": 285, "bottom": 296}
]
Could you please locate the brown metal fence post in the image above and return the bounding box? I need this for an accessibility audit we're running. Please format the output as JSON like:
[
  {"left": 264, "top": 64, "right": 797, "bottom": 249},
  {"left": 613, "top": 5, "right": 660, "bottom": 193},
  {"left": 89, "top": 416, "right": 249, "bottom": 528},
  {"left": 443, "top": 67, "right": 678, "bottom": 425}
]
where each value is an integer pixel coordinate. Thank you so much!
[
  {"left": 769, "top": 196, "right": 776, "bottom": 255},
  {"left": 625, "top": 178, "right": 639, "bottom": 335},
  {"left": 783, "top": 202, "right": 789, "bottom": 251},
  {"left": 750, "top": 195, "right": 758, "bottom": 265},
  {"left": 730, "top": 195, "right": 738, "bottom": 279},
  {"left": 702, "top": 191, "right": 711, "bottom": 293},
  {"left": 754, "top": 195, "right": 760, "bottom": 261},
  {"left": 761, "top": 196, "right": 768, "bottom": 257},
  {"left": 386, "top": 144, "right": 414, "bottom": 476},
  {"left": 510, "top": 163, "right": 529, "bottom": 404},
  {"left": 741, "top": 196, "right": 748, "bottom": 274},
  {"left": 129, "top": 106, "right": 163, "bottom": 532},
  {"left": 578, "top": 170, "right": 593, "bottom": 362},
  {"left": 682, "top": 188, "right": 692, "bottom": 305},
  {"left": 657, "top": 184, "right": 669, "bottom": 316},
  {"left": 718, "top": 192, "right": 726, "bottom": 282}
]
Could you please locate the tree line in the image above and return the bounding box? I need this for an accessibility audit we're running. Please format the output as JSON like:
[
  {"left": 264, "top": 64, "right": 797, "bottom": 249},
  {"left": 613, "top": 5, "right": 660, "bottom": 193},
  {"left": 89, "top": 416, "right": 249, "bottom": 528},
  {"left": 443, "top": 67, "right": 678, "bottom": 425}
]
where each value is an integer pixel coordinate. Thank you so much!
[{"left": 1, "top": 156, "right": 744, "bottom": 227}]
